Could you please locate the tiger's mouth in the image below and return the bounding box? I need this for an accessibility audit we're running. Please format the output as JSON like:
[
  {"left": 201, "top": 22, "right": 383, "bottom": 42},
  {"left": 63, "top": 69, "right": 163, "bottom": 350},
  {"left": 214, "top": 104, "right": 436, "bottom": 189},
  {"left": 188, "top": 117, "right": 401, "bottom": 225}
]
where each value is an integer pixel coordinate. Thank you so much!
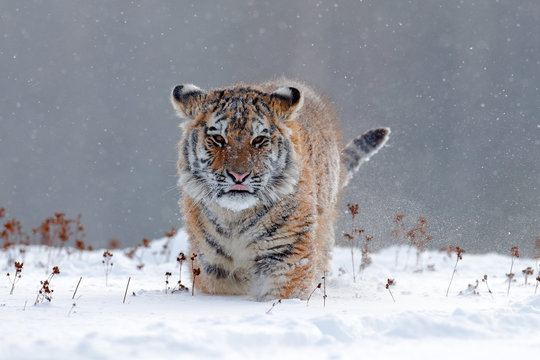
[
  {"left": 217, "top": 186, "right": 259, "bottom": 211},
  {"left": 229, "top": 184, "right": 250, "bottom": 192}
]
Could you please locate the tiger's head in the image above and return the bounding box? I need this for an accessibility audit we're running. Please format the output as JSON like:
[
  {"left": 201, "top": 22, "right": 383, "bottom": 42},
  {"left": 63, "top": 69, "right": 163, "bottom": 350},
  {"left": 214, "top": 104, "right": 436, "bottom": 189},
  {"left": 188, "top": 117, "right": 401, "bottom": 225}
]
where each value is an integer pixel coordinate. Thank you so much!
[{"left": 171, "top": 84, "right": 304, "bottom": 211}]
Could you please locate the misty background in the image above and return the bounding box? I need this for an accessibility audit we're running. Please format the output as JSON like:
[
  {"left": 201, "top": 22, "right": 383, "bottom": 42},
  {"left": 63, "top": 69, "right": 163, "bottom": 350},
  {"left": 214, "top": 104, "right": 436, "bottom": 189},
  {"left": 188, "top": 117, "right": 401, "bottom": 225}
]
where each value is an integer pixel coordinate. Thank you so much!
[{"left": 1, "top": 1, "right": 538, "bottom": 255}]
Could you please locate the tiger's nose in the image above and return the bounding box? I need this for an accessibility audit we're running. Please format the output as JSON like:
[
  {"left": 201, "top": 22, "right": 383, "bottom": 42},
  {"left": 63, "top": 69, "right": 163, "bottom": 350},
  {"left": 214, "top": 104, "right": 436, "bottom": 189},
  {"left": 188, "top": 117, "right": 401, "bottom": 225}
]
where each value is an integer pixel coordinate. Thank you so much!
[{"left": 227, "top": 170, "right": 250, "bottom": 183}]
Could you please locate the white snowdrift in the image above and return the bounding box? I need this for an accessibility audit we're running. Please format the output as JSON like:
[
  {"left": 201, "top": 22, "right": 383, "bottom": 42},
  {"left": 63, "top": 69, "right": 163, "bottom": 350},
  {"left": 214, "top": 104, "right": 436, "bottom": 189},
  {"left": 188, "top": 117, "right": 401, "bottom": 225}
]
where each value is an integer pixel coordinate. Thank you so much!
[{"left": 1, "top": 230, "right": 540, "bottom": 359}]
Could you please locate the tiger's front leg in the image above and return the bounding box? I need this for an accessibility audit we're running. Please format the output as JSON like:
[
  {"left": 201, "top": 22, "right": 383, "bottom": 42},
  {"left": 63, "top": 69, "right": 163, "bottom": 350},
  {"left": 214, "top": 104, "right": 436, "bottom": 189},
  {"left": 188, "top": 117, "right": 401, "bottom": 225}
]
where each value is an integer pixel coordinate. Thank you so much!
[{"left": 250, "top": 231, "right": 319, "bottom": 301}]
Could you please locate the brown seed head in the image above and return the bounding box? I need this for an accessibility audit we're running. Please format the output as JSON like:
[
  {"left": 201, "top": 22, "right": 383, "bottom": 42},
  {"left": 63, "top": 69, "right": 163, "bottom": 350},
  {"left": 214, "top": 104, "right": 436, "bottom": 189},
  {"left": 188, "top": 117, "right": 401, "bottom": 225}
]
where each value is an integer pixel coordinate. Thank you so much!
[
  {"left": 456, "top": 246, "right": 466, "bottom": 260},
  {"left": 510, "top": 246, "right": 520, "bottom": 258},
  {"left": 108, "top": 239, "right": 120, "bottom": 250},
  {"left": 386, "top": 278, "right": 395, "bottom": 289},
  {"left": 165, "top": 227, "right": 177, "bottom": 238},
  {"left": 347, "top": 203, "right": 359, "bottom": 216}
]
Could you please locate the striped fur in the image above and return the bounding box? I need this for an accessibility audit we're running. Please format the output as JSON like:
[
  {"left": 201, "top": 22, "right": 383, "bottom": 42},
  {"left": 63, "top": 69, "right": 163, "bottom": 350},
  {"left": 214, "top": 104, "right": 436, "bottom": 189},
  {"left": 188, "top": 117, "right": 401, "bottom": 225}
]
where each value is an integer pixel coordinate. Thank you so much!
[
  {"left": 171, "top": 79, "right": 389, "bottom": 301},
  {"left": 341, "top": 128, "right": 391, "bottom": 187}
]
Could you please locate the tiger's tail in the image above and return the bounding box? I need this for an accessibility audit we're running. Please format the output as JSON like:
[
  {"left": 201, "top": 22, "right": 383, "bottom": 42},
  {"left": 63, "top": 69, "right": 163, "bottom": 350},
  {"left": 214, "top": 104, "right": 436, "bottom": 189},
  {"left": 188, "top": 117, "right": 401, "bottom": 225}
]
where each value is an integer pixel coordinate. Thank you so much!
[{"left": 341, "top": 127, "right": 390, "bottom": 187}]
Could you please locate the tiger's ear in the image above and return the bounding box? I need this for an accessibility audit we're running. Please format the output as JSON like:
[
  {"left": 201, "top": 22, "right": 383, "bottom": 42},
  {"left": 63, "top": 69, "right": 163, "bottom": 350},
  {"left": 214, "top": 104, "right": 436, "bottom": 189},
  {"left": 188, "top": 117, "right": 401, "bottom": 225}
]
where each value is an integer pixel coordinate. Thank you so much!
[
  {"left": 269, "top": 87, "right": 303, "bottom": 121},
  {"left": 171, "top": 84, "right": 206, "bottom": 120}
]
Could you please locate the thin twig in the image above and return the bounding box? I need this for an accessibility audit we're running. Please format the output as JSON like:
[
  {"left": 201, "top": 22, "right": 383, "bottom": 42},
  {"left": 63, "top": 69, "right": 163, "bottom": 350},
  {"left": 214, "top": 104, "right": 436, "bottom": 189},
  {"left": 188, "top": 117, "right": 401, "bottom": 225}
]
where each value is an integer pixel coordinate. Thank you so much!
[
  {"left": 447, "top": 247, "right": 465, "bottom": 297},
  {"left": 349, "top": 205, "right": 358, "bottom": 282},
  {"left": 123, "top": 277, "right": 131, "bottom": 304},
  {"left": 72, "top": 277, "right": 82, "bottom": 299},
  {"left": 191, "top": 253, "right": 200, "bottom": 296},
  {"left": 507, "top": 246, "right": 519, "bottom": 296},
  {"left": 306, "top": 283, "right": 321, "bottom": 307},
  {"left": 388, "top": 288, "right": 395, "bottom": 302},
  {"left": 323, "top": 272, "right": 327, "bottom": 307},
  {"left": 266, "top": 299, "right": 282, "bottom": 314},
  {"left": 482, "top": 275, "right": 494, "bottom": 299},
  {"left": 386, "top": 279, "right": 396, "bottom": 302},
  {"left": 67, "top": 302, "right": 76, "bottom": 317}
]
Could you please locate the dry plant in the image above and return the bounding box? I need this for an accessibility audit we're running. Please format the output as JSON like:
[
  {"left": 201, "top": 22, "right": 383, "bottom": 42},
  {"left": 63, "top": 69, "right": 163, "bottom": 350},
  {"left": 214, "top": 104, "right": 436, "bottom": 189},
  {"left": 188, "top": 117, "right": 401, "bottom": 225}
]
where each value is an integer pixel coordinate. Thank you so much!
[
  {"left": 506, "top": 246, "right": 519, "bottom": 296},
  {"left": 459, "top": 280, "right": 479, "bottom": 296},
  {"left": 177, "top": 252, "right": 186, "bottom": 284},
  {"left": 75, "top": 239, "right": 87, "bottom": 258},
  {"left": 123, "top": 277, "right": 131, "bottom": 304},
  {"left": 482, "top": 275, "right": 494, "bottom": 299},
  {"left": 522, "top": 267, "right": 534, "bottom": 285},
  {"left": 190, "top": 253, "right": 200, "bottom": 296},
  {"left": 108, "top": 238, "right": 120, "bottom": 250},
  {"left": 446, "top": 246, "right": 465, "bottom": 297},
  {"left": 306, "top": 273, "right": 327, "bottom": 307},
  {"left": 171, "top": 252, "right": 189, "bottom": 293},
  {"left": 322, "top": 272, "right": 327, "bottom": 307},
  {"left": 306, "top": 282, "right": 322, "bottom": 307},
  {"left": 344, "top": 203, "right": 364, "bottom": 282},
  {"left": 534, "top": 237, "right": 540, "bottom": 272},
  {"left": 102, "top": 250, "right": 114, "bottom": 286},
  {"left": 125, "top": 238, "right": 150, "bottom": 270},
  {"left": 266, "top": 299, "right": 282, "bottom": 314},
  {"left": 67, "top": 302, "right": 77, "bottom": 317},
  {"left": 405, "top": 216, "right": 433, "bottom": 267},
  {"left": 35, "top": 266, "right": 60, "bottom": 305},
  {"left": 386, "top": 278, "right": 396, "bottom": 302},
  {"left": 390, "top": 214, "right": 406, "bottom": 265},
  {"left": 72, "top": 277, "right": 82, "bottom": 299},
  {"left": 440, "top": 245, "right": 456, "bottom": 258},
  {"left": 535, "top": 275, "right": 540, "bottom": 295},
  {"left": 165, "top": 272, "right": 172, "bottom": 293},
  {"left": 161, "top": 227, "right": 177, "bottom": 262},
  {"left": 1, "top": 210, "right": 30, "bottom": 267},
  {"left": 7, "top": 261, "right": 23, "bottom": 295},
  {"left": 359, "top": 234, "right": 373, "bottom": 277},
  {"left": 171, "top": 281, "right": 189, "bottom": 294},
  {"left": 32, "top": 212, "right": 85, "bottom": 272}
]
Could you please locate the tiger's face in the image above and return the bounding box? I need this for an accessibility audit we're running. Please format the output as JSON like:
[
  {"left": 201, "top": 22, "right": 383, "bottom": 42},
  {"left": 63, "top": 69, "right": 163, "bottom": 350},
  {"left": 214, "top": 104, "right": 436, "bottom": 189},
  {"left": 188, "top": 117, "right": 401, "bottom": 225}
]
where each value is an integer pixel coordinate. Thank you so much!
[{"left": 171, "top": 84, "right": 304, "bottom": 211}]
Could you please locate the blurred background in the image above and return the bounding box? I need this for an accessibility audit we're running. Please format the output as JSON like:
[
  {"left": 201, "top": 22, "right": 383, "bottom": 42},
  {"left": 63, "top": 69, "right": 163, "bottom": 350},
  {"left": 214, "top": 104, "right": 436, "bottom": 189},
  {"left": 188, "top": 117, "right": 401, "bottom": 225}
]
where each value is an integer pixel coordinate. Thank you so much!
[{"left": 0, "top": 1, "right": 538, "bottom": 254}]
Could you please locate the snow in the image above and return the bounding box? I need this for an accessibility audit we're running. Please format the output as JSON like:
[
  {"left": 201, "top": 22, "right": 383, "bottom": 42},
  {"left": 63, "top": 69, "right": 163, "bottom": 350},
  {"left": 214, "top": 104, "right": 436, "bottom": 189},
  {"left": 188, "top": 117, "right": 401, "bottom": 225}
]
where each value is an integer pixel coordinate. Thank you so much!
[{"left": 2, "top": 230, "right": 540, "bottom": 359}]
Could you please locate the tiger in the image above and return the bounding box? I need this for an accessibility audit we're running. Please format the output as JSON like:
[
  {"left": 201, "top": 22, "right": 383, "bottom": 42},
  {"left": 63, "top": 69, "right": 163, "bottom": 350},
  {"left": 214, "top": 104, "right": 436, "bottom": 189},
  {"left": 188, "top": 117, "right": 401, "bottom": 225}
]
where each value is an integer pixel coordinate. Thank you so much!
[{"left": 171, "top": 78, "right": 389, "bottom": 301}]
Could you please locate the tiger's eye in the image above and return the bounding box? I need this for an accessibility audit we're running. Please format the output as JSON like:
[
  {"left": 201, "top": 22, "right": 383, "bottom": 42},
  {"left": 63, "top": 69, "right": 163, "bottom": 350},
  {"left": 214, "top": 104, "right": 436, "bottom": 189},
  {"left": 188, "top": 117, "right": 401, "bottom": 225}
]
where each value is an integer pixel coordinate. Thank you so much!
[
  {"left": 211, "top": 135, "right": 226, "bottom": 147},
  {"left": 251, "top": 136, "right": 268, "bottom": 147}
]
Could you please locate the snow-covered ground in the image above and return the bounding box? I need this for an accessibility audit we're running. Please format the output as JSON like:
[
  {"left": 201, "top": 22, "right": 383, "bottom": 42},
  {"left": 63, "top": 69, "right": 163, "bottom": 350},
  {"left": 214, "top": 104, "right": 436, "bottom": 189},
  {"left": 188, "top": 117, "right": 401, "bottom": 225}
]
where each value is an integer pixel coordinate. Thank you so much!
[{"left": 2, "top": 230, "right": 540, "bottom": 360}]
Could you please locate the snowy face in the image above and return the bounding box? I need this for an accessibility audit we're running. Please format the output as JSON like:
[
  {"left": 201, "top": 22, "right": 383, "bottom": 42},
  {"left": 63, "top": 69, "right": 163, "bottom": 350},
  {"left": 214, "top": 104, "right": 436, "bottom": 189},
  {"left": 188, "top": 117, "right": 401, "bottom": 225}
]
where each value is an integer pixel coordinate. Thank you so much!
[{"left": 176, "top": 89, "right": 300, "bottom": 211}]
